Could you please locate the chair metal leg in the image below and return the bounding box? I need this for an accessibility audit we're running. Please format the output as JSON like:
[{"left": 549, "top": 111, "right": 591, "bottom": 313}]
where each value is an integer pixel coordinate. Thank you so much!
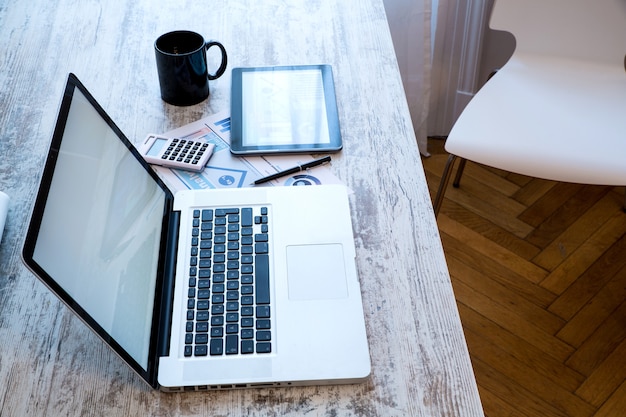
[
  {"left": 433, "top": 154, "right": 458, "bottom": 217},
  {"left": 453, "top": 158, "right": 467, "bottom": 187},
  {"left": 434, "top": 156, "right": 626, "bottom": 215}
]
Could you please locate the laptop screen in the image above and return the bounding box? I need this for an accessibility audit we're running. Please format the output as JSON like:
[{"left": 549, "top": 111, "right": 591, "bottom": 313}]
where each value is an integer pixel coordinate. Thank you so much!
[{"left": 28, "top": 79, "right": 166, "bottom": 372}]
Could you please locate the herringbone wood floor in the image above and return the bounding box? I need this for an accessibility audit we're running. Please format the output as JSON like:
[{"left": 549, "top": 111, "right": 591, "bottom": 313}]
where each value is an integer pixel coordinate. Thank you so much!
[{"left": 422, "top": 138, "right": 626, "bottom": 417}]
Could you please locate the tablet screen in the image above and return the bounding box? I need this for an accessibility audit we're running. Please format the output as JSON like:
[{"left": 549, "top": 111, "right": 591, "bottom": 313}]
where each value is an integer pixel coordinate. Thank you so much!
[{"left": 231, "top": 65, "right": 342, "bottom": 154}]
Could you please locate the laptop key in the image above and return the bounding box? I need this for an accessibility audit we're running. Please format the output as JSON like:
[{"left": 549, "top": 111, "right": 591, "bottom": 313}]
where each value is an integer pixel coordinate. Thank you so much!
[
  {"left": 241, "top": 340, "right": 254, "bottom": 354},
  {"left": 201, "top": 209, "right": 213, "bottom": 221},
  {"left": 210, "top": 339, "right": 223, "bottom": 355},
  {"left": 241, "top": 208, "right": 253, "bottom": 227},
  {"left": 195, "top": 345, "right": 208, "bottom": 356},
  {"left": 225, "top": 335, "right": 238, "bottom": 354},
  {"left": 256, "top": 342, "right": 271, "bottom": 353},
  {"left": 256, "top": 331, "right": 271, "bottom": 341},
  {"left": 254, "top": 243, "right": 268, "bottom": 254},
  {"left": 256, "top": 319, "right": 271, "bottom": 330},
  {"left": 256, "top": 305, "right": 270, "bottom": 318},
  {"left": 255, "top": 254, "right": 270, "bottom": 304}
]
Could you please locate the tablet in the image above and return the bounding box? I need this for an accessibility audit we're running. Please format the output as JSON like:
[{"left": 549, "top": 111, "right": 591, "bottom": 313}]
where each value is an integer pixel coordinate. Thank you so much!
[{"left": 230, "top": 64, "right": 342, "bottom": 155}]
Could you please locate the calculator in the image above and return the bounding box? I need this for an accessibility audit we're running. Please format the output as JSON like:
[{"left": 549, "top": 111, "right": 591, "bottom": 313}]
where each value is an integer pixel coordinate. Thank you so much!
[{"left": 139, "top": 134, "right": 215, "bottom": 172}]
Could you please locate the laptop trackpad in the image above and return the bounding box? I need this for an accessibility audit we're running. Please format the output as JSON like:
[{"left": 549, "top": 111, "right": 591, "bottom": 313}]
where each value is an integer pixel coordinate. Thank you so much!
[{"left": 286, "top": 244, "right": 348, "bottom": 300}]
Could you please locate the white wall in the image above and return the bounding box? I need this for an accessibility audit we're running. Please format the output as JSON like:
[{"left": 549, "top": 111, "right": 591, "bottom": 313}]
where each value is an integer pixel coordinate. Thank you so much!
[
  {"left": 383, "top": 0, "right": 515, "bottom": 142},
  {"left": 428, "top": 0, "right": 515, "bottom": 137}
]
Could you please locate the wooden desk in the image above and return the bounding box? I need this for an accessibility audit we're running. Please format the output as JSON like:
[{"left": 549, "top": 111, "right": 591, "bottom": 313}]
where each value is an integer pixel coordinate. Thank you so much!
[{"left": 0, "top": 0, "right": 484, "bottom": 415}]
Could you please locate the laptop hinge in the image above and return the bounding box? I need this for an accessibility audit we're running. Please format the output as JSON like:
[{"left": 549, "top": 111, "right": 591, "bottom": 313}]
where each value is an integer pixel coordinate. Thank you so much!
[{"left": 157, "top": 209, "right": 180, "bottom": 358}]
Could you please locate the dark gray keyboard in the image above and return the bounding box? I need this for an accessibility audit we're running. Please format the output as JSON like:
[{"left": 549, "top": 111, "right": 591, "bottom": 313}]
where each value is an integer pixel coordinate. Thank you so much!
[{"left": 184, "top": 206, "right": 271, "bottom": 357}]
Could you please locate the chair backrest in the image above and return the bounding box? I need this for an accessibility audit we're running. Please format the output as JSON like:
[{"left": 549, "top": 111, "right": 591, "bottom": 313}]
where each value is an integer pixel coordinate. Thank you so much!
[{"left": 490, "top": 0, "right": 626, "bottom": 66}]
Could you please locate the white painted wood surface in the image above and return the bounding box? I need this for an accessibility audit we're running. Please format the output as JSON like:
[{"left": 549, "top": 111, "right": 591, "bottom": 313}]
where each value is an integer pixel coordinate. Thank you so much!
[{"left": 0, "top": 0, "right": 484, "bottom": 415}]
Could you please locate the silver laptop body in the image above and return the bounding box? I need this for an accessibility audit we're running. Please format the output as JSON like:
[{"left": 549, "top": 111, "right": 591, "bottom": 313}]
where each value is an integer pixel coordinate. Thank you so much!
[{"left": 22, "top": 74, "right": 370, "bottom": 390}]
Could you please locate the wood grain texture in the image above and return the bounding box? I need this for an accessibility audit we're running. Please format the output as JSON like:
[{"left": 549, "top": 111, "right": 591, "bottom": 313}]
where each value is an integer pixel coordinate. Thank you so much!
[
  {"left": 0, "top": 0, "right": 483, "bottom": 416},
  {"left": 423, "top": 138, "right": 626, "bottom": 417}
]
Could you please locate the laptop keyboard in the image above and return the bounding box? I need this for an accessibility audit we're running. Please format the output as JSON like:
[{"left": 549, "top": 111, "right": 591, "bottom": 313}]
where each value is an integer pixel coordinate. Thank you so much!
[{"left": 184, "top": 206, "right": 271, "bottom": 357}]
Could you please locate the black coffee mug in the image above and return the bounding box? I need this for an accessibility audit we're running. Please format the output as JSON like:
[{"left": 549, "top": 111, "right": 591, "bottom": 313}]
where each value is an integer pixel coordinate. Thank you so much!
[{"left": 155, "top": 31, "right": 228, "bottom": 106}]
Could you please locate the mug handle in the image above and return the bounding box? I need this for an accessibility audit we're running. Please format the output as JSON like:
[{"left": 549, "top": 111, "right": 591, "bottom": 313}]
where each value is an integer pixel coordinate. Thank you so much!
[{"left": 205, "top": 41, "right": 228, "bottom": 80}]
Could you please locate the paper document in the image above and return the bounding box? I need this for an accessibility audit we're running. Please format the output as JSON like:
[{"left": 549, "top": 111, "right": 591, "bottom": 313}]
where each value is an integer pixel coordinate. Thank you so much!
[{"left": 150, "top": 111, "right": 343, "bottom": 192}]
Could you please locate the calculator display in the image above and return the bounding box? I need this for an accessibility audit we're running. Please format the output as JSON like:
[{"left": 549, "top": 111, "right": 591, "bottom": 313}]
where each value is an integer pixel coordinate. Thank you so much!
[{"left": 146, "top": 137, "right": 169, "bottom": 157}]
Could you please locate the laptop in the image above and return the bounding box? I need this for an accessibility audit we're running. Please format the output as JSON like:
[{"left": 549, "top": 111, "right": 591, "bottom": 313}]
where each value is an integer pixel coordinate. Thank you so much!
[{"left": 22, "top": 73, "right": 370, "bottom": 391}]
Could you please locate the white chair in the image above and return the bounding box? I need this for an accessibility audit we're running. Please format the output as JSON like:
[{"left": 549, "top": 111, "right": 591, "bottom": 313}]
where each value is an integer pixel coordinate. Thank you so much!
[{"left": 433, "top": 0, "right": 626, "bottom": 216}]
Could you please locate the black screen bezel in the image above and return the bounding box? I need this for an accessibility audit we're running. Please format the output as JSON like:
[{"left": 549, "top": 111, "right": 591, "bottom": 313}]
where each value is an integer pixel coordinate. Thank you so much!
[{"left": 21, "top": 73, "right": 175, "bottom": 388}]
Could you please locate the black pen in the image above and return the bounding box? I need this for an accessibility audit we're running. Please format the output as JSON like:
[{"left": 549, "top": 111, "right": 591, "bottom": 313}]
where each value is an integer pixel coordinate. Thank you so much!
[{"left": 253, "top": 156, "right": 332, "bottom": 185}]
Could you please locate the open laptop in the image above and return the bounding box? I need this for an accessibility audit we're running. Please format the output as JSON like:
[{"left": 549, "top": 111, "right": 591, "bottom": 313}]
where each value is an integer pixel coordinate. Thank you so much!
[{"left": 22, "top": 73, "right": 370, "bottom": 390}]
